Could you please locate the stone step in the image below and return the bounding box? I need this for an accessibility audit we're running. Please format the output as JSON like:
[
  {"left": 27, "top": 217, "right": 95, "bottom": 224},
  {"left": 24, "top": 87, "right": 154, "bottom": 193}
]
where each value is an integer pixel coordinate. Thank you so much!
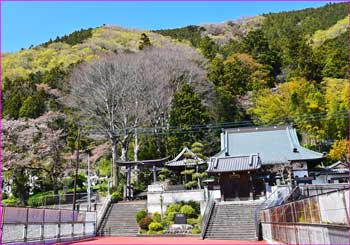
[
  {"left": 99, "top": 201, "right": 145, "bottom": 237},
  {"left": 203, "top": 203, "right": 259, "bottom": 240}
]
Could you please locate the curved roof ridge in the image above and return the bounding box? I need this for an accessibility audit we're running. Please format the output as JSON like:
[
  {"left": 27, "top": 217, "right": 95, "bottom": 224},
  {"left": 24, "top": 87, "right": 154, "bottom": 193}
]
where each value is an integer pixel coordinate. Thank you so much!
[{"left": 286, "top": 126, "right": 299, "bottom": 151}]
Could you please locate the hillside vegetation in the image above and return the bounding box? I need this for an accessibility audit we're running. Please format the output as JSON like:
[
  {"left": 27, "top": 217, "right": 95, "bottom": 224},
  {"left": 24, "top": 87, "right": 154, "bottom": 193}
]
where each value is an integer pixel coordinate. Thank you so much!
[
  {"left": 2, "top": 2, "right": 349, "bottom": 205},
  {"left": 3, "top": 25, "right": 173, "bottom": 79},
  {"left": 310, "top": 16, "right": 348, "bottom": 47}
]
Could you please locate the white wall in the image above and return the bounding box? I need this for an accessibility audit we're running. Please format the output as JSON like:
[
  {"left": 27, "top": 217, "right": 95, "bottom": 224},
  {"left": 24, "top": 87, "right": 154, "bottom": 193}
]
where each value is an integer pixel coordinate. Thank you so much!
[
  {"left": 319, "top": 189, "right": 349, "bottom": 225},
  {"left": 147, "top": 184, "right": 213, "bottom": 215},
  {"left": 147, "top": 189, "right": 206, "bottom": 215}
]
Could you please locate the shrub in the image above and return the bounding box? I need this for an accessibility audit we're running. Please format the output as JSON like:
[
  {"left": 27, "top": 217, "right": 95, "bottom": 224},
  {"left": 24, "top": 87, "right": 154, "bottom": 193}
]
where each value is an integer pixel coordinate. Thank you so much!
[
  {"left": 147, "top": 230, "right": 164, "bottom": 235},
  {"left": 28, "top": 191, "right": 55, "bottom": 207},
  {"left": 183, "top": 200, "right": 200, "bottom": 214},
  {"left": 192, "top": 225, "right": 201, "bottom": 234},
  {"left": 2, "top": 192, "right": 8, "bottom": 200},
  {"left": 2, "top": 196, "right": 19, "bottom": 206},
  {"left": 161, "top": 217, "right": 169, "bottom": 228},
  {"left": 136, "top": 210, "right": 147, "bottom": 223},
  {"left": 180, "top": 205, "right": 196, "bottom": 218},
  {"left": 148, "top": 222, "right": 163, "bottom": 231},
  {"left": 153, "top": 212, "right": 162, "bottom": 223},
  {"left": 167, "top": 211, "right": 178, "bottom": 221},
  {"left": 110, "top": 192, "right": 122, "bottom": 203},
  {"left": 187, "top": 218, "right": 199, "bottom": 225},
  {"left": 166, "top": 203, "right": 181, "bottom": 215},
  {"left": 139, "top": 216, "right": 153, "bottom": 230}
]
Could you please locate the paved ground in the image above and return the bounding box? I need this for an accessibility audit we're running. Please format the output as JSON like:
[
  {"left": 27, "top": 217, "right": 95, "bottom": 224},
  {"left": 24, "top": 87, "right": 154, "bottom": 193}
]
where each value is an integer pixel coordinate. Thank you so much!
[{"left": 71, "top": 236, "right": 268, "bottom": 244}]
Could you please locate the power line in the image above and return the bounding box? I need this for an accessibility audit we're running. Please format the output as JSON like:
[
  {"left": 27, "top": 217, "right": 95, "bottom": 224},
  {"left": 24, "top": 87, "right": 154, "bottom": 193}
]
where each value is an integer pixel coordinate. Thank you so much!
[{"left": 89, "top": 109, "right": 349, "bottom": 137}]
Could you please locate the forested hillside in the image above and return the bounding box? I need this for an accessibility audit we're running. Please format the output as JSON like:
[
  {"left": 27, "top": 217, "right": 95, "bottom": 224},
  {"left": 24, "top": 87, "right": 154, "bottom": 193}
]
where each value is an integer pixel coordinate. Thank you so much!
[{"left": 2, "top": 2, "right": 349, "bottom": 205}]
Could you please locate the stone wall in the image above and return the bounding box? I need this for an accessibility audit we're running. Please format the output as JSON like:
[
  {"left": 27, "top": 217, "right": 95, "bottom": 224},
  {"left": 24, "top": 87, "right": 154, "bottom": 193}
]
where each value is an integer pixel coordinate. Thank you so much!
[{"left": 147, "top": 184, "right": 221, "bottom": 215}]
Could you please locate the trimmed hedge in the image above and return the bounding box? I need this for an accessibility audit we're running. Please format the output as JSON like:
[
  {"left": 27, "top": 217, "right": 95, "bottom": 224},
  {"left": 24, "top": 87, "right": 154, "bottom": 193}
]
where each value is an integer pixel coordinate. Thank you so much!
[
  {"left": 165, "top": 203, "right": 181, "bottom": 215},
  {"left": 148, "top": 222, "right": 163, "bottom": 231},
  {"left": 111, "top": 192, "right": 123, "bottom": 203},
  {"left": 167, "top": 211, "right": 178, "bottom": 221},
  {"left": 180, "top": 205, "right": 196, "bottom": 218},
  {"left": 139, "top": 216, "right": 153, "bottom": 230},
  {"left": 136, "top": 210, "right": 147, "bottom": 223},
  {"left": 153, "top": 212, "right": 162, "bottom": 223}
]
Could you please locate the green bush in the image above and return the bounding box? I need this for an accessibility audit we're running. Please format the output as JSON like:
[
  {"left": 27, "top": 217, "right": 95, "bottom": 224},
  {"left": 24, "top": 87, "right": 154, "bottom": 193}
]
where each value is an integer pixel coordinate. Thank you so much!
[
  {"left": 2, "top": 196, "right": 19, "bottom": 206},
  {"left": 187, "top": 218, "right": 199, "bottom": 225},
  {"left": 147, "top": 230, "right": 164, "bottom": 235},
  {"left": 111, "top": 192, "right": 122, "bottom": 203},
  {"left": 166, "top": 203, "right": 181, "bottom": 215},
  {"left": 161, "top": 217, "right": 169, "bottom": 228},
  {"left": 167, "top": 211, "right": 179, "bottom": 221},
  {"left": 192, "top": 225, "right": 201, "bottom": 234},
  {"left": 28, "top": 191, "right": 55, "bottom": 207},
  {"left": 136, "top": 210, "right": 147, "bottom": 223},
  {"left": 153, "top": 212, "right": 162, "bottom": 223},
  {"left": 182, "top": 200, "right": 200, "bottom": 214},
  {"left": 2, "top": 192, "right": 8, "bottom": 200},
  {"left": 139, "top": 216, "right": 153, "bottom": 230},
  {"left": 180, "top": 205, "right": 196, "bottom": 218},
  {"left": 148, "top": 222, "right": 163, "bottom": 231}
]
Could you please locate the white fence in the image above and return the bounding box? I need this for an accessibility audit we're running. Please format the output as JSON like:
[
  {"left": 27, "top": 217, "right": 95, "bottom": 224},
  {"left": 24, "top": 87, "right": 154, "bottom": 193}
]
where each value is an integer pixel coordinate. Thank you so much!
[{"left": 0, "top": 206, "right": 96, "bottom": 244}]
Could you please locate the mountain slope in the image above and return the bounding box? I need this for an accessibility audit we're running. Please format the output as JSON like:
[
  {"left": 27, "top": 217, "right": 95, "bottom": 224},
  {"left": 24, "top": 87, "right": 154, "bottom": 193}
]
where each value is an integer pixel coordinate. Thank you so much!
[
  {"left": 3, "top": 25, "right": 176, "bottom": 80},
  {"left": 310, "top": 15, "right": 348, "bottom": 47}
]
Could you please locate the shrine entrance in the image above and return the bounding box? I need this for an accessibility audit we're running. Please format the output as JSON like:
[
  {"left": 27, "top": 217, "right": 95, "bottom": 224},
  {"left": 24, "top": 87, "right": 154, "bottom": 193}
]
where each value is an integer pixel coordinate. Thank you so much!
[{"left": 220, "top": 172, "right": 251, "bottom": 201}]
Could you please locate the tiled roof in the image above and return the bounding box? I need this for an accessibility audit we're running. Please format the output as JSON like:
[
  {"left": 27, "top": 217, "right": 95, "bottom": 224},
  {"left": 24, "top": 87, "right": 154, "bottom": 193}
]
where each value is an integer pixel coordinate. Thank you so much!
[
  {"left": 317, "top": 168, "right": 349, "bottom": 175},
  {"left": 165, "top": 146, "right": 205, "bottom": 167},
  {"left": 222, "top": 126, "right": 324, "bottom": 165},
  {"left": 165, "top": 159, "right": 205, "bottom": 167},
  {"left": 207, "top": 154, "right": 261, "bottom": 173}
]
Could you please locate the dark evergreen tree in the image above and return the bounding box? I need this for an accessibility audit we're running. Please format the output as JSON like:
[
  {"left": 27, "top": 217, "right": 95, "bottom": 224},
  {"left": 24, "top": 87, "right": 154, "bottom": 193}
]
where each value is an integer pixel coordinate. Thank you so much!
[
  {"left": 199, "top": 36, "right": 219, "bottom": 60},
  {"left": 4, "top": 93, "right": 23, "bottom": 119},
  {"left": 167, "top": 83, "right": 209, "bottom": 155},
  {"left": 138, "top": 33, "right": 152, "bottom": 50},
  {"left": 19, "top": 90, "right": 47, "bottom": 118}
]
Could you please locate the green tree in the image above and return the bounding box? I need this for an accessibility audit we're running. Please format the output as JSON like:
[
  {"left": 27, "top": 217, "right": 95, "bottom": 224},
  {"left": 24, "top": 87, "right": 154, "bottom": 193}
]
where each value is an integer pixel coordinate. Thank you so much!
[
  {"left": 249, "top": 78, "right": 325, "bottom": 140},
  {"left": 3, "top": 93, "right": 23, "bottom": 119},
  {"left": 19, "top": 90, "right": 47, "bottom": 118},
  {"left": 139, "top": 33, "right": 151, "bottom": 50},
  {"left": 11, "top": 167, "right": 31, "bottom": 206},
  {"left": 241, "top": 29, "right": 281, "bottom": 82},
  {"left": 199, "top": 36, "right": 218, "bottom": 60},
  {"left": 321, "top": 49, "right": 348, "bottom": 79},
  {"left": 167, "top": 83, "right": 209, "bottom": 154},
  {"left": 328, "top": 140, "right": 350, "bottom": 162},
  {"left": 323, "top": 78, "right": 349, "bottom": 140}
]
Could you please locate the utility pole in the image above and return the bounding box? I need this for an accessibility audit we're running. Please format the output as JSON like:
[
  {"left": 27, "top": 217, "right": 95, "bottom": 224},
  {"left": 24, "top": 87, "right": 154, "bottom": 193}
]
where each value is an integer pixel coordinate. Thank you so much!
[
  {"left": 72, "top": 128, "right": 80, "bottom": 211},
  {"left": 87, "top": 150, "right": 91, "bottom": 212}
]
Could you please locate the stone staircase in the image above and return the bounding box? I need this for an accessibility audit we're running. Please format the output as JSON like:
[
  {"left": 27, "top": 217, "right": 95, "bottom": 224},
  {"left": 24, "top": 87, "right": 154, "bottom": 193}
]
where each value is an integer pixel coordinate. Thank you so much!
[
  {"left": 98, "top": 201, "right": 146, "bottom": 236},
  {"left": 204, "top": 201, "right": 263, "bottom": 240}
]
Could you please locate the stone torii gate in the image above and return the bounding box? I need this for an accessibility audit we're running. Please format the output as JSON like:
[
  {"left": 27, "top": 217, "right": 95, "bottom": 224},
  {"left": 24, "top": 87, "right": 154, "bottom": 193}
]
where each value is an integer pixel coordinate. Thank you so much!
[{"left": 116, "top": 157, "right": 169, "bottom": 200}]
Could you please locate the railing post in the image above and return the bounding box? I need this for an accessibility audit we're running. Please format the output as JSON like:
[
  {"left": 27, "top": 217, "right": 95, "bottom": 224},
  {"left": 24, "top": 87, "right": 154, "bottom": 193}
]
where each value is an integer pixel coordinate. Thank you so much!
[
  {"left": 41, "top": 209, "right": 45, "bottom": 242},
  {"left": 57, "top": 209, "right": 61, "bottom": 242},
  {"left": 83, "top": 222, "right": 86, "bottom": 237},
  {"left": 71, "top": 210, "right": 75, "bottom": 239},
  {"left": 94, "top": 209, "right": 97, "bottom": 236},
  {"left": 23, "top": 208, "right": 29, "bottom": 242},
  {"left": 342, "top": 190, "right": 350, "bottom": 226},
  {"left": 1, "top": 206, "right": 5, "bottom": 243}
]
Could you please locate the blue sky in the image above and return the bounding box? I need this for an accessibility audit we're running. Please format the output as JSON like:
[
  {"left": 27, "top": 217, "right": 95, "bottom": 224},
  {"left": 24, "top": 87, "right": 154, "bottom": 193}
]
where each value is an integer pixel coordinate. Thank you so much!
[{"left": 2, "top": 1, "right": 332, "bottom": 52}]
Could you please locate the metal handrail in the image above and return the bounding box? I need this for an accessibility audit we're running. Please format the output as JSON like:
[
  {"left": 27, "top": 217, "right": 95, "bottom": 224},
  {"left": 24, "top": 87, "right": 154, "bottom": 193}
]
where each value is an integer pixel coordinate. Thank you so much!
[
  {"left": 200, "top": 193, "right": 216, "bottom": 239},
  {"left": 96, "top": 194, "right": 111, "bottom": 233}
]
